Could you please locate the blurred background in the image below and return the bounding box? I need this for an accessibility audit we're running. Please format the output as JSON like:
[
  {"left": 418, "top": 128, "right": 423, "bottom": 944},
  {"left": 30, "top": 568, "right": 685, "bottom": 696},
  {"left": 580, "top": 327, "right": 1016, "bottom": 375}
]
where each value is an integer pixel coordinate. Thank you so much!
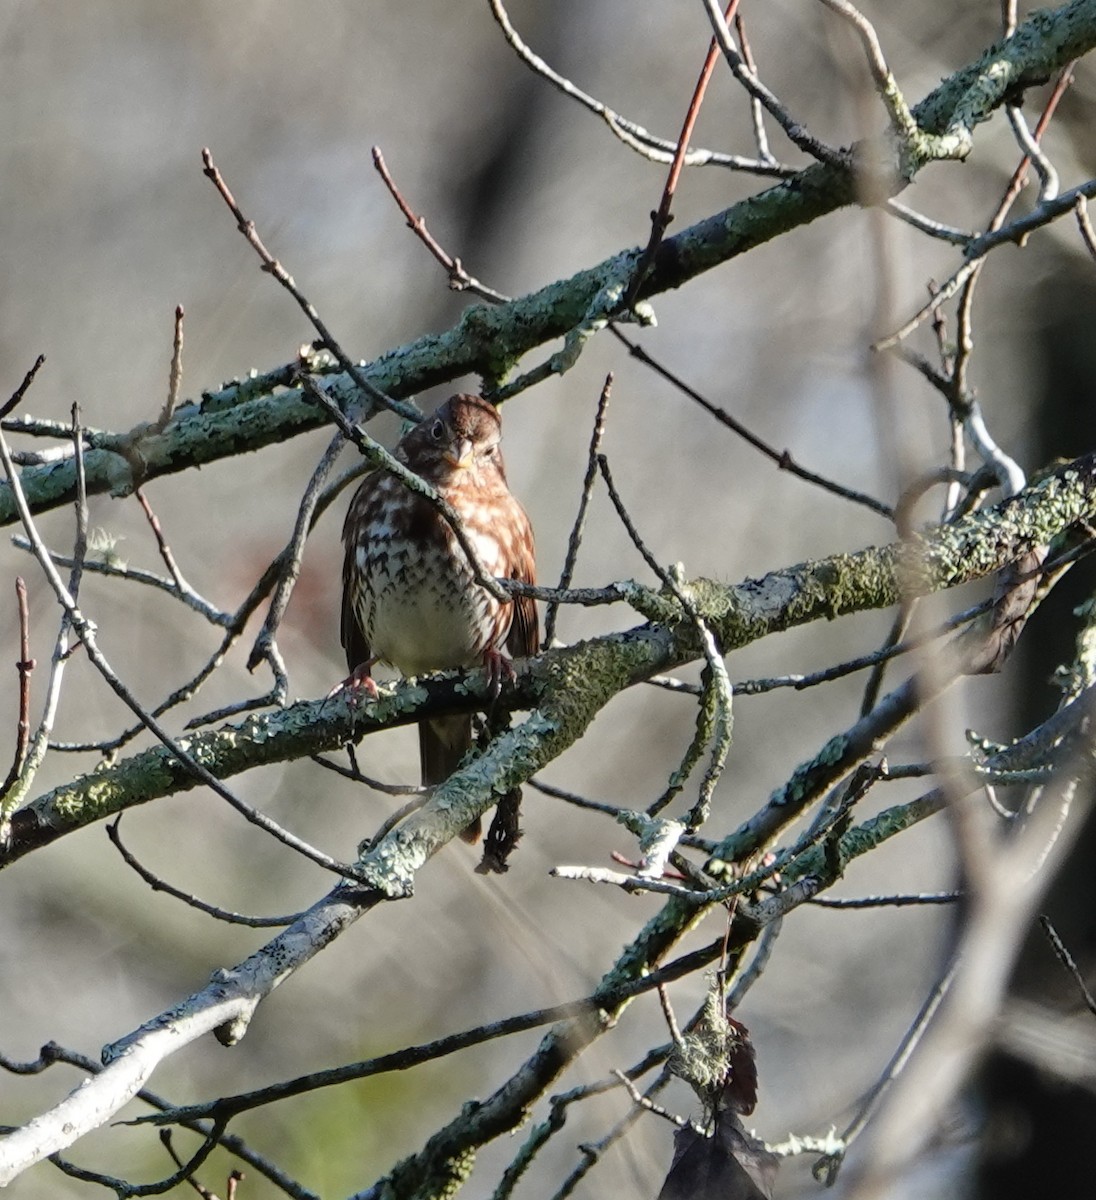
[{"left": 1, "top": 1, "right": 1095, "bottom": 1196}]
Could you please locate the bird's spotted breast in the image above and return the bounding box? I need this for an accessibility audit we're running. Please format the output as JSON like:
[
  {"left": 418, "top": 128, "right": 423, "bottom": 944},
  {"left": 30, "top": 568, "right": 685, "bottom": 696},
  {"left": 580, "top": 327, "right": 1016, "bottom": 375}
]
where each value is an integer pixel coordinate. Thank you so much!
[{"left": 348, "top": 479, "right": 515, "bottom": 676}]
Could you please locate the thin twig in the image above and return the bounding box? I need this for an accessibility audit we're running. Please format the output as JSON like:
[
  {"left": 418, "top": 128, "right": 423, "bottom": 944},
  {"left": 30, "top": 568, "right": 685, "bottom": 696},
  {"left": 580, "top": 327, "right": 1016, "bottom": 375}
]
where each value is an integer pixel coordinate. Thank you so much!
[
  {"left": 0, "top": 355, "right": 46, "bottom": 422},
  {"left": 68, "top": 405, "right": 89, "bottom": 600},
  {"left": 731, "top": 595, "right": 990, "bottom": 698},
  {"left": 371, "top": 147, "right": 510, "bottom": 304},
  {"left": 735, "top": 14, "right": 775, "bottom": 164},
  {"left": 657, "top": 984, "right": 685, "bottom": 1051},
  {"left": 544, "top": 374, "right": 612, "bottom": 646},
  {"left": 487, "top": 0, "right": 792, "bottom": 178},
  {"left": 701, "top": 0, "right": 845, "bottom": 165},
  {"left": 246, "top": 431, "right": 344, "bottom": 673},
  {"left": 1002, "top": 0, "right": 1018, "bottom": 37},
  {"left": 1005, "top": 105, "right": 1059, "bottom": 202},
  {"left": 311, "top": 754, "right": 425, "bottom": 796},
  {"left": 612, "top": 328, "right": 893, "bottom": 519},
  {"left": 597, "top": 452, "right": 733, "bottom": 831},
  {"left": 612, "top": 1068, "right": 688, "bottom": 1127},
  {"left": 201, "top": 148, "right": 418, "bottom": 425},
  {"left": 1039, "top": 915, "right": 1096, "bottom": 1017},
  {"left": 159, "top": 305, "right": 185, "bottom": 427},
  {"left": 107, "top": 818, "right": 302, "bottom": 928},
  {"left": 884, "top": 201, "right": 972, "bottom": 245},
  {"left": 158, "top": 1128, "right": 231, "bottom": 1200},
  {"left": 1075, "top": 194, "right": 1096, "bottom": 262},
  {"left": 860, "top": 607, "right": 914, "bottom": 716},
  {"left": 135, "top": 489, "right": 189, "bottom": 592},
  {"left": 14, "top": 537, "right": 233, "bottom": 628},
  {"left": 0, "top": 579, "right": 35, "bottom": 806}
]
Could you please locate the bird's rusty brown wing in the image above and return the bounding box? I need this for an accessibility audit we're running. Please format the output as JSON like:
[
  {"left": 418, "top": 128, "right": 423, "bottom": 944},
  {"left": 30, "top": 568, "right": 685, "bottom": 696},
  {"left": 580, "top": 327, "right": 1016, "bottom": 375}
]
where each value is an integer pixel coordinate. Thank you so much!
[
  {"left": 340, "top": 477, "right": 375, "bottom": 674},
  {"left": 505, "top": 502, "right": 539, "bottom": 660}
]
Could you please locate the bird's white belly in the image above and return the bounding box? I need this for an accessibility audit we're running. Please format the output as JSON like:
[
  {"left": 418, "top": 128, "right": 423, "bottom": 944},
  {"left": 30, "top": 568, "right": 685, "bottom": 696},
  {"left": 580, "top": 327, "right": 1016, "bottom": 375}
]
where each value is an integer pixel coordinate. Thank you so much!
[{"left": 358, "top": 535, "right": 505, "bottom": 675}]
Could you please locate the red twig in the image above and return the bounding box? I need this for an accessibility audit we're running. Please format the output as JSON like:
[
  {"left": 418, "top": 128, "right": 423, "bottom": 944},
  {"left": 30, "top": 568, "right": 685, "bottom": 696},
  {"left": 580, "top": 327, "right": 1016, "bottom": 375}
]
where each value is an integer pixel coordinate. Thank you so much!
[
  {"left": 135, "top": 488, "right": 186, "bottom": 590},
  {"left": 370, "top": 146, "right": 510, "bottom": 304},
  {"left": 624, "top": 0, "right": 741, "bottom": 310}
]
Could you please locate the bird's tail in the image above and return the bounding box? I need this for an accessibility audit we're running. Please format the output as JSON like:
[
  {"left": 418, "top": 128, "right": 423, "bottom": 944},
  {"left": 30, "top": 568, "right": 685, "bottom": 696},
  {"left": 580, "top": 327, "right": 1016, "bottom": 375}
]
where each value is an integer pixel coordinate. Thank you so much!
[{"left": 419, "top": 714, "right": 480, "bottom": 842}]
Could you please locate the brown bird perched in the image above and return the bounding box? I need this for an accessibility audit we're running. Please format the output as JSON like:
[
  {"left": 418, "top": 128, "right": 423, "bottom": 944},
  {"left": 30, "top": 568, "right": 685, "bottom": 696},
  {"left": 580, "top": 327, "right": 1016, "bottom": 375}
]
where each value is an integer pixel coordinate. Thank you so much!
[{"left": 340, "top": 393, "right": 538, "bottom": 845}]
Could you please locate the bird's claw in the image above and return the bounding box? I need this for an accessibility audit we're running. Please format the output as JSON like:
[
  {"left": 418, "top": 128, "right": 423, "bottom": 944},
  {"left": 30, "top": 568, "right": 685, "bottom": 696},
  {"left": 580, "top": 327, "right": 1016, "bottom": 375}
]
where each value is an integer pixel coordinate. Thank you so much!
[{"left": 482, "top": 648, "right": 516, "bottom": 699}]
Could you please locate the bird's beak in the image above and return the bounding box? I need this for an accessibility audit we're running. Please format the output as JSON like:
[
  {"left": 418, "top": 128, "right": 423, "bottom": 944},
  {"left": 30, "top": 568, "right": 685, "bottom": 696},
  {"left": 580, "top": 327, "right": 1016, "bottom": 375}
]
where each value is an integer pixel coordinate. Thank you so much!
[{"left": 444, "top": 438, "right": 475, "bottom": 471}]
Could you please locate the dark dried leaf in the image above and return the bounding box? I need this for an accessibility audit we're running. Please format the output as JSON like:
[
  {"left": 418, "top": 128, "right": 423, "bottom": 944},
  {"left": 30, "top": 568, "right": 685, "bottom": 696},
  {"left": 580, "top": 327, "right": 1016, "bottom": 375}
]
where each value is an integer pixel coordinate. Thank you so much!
[
  {"left": 475, "top": 788, "right": 522, "bottom": 874},
  {"left": 723, "top": 1016, "right": 758, "bottom": 1116},
  {"left": 657, "top": 1115, "right": 778, "bottom": 1200}
]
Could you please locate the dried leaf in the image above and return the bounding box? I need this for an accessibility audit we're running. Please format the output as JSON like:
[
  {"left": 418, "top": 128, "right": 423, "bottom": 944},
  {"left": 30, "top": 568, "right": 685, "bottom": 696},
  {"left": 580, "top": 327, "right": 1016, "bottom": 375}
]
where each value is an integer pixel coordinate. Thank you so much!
[{"left": 657, "top": 1115, "right": 778, "bottom": 1200}]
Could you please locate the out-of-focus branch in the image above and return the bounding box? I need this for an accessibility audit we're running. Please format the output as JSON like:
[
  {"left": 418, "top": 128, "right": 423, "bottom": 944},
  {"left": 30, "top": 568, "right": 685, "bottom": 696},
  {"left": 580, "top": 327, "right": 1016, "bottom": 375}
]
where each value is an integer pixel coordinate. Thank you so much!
[{"left": 843, "top": 708, "right": 1096, "bottom": 1195}]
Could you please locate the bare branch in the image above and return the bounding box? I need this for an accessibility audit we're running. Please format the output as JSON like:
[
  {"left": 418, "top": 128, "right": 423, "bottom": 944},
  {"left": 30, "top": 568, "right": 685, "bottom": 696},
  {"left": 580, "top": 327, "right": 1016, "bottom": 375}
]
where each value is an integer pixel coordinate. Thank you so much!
[
  {"left": 701, "top": 0, "right": 845, "bottom": 165},
  {"left": 613, "top": 329, "right": 894, "bottom": 519},
  {"left": 487, "top": 0, "right": 791, "bottom": 177},
  {"left": 107, "top": 818, "right": 302, "bottom": 929},
  {"left": 371, "top": 146, "right": 511, "bottom": 303},
  {"left": 201, "top": 147, "right": 418, "bottom": 425},
  {"left": 0, "top": 578, "right": 34, "bottom": 805},
  {"left": 544, "top": 373, "right": 612, "bottom": 646}
]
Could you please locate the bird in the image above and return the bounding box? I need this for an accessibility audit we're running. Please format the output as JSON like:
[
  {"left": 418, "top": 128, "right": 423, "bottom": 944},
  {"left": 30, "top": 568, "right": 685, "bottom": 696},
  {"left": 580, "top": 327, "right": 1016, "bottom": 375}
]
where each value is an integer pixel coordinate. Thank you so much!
[{"left": 340, "top": 393, "right": 538, "bottom": 845}]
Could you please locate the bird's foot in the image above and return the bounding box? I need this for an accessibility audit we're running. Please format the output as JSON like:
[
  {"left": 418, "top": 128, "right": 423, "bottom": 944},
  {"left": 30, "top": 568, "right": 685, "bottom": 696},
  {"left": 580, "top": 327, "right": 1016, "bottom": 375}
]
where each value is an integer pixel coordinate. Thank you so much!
[
  {"left": 482, "top": 648, "right": 516, "bottom": 699},
  {"left": 328, "top": 659, "right": 380, "bottom": 705}
]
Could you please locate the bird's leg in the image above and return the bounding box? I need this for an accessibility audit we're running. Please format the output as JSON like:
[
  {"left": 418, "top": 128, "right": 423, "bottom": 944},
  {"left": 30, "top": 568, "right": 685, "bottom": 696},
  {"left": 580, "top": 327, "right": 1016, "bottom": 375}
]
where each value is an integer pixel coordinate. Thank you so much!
[
  {"left": 481, "top": 647, "right": 516, "bottom": 700},
  {"left": 328, "top": 657, "right": 380, "bottom": 702}
]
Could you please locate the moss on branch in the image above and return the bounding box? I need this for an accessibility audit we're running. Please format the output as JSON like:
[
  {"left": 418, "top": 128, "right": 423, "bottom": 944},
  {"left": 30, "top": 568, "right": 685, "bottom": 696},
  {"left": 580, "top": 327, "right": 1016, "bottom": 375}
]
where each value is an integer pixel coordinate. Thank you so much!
[{"left": 7, "top": 453, "right": 1094, "bottom": 871}]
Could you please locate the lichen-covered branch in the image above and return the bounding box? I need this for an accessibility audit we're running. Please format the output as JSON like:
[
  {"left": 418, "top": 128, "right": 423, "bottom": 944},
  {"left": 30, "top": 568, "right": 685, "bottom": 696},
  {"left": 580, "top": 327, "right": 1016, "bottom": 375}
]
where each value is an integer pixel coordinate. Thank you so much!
[
  {"left": 2, "top": 0, "right": 1093, "bottom": 526},
  {"left": 5, "top": 453, "right": 1094, "bottom": 870}
]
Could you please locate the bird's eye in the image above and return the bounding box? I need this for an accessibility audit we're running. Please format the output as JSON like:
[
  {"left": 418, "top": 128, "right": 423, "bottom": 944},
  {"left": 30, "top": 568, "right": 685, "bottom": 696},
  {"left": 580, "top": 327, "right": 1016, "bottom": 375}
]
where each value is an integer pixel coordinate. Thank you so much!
[{"left": 430, "top": 419, "right": 445, "bottom": 441}]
